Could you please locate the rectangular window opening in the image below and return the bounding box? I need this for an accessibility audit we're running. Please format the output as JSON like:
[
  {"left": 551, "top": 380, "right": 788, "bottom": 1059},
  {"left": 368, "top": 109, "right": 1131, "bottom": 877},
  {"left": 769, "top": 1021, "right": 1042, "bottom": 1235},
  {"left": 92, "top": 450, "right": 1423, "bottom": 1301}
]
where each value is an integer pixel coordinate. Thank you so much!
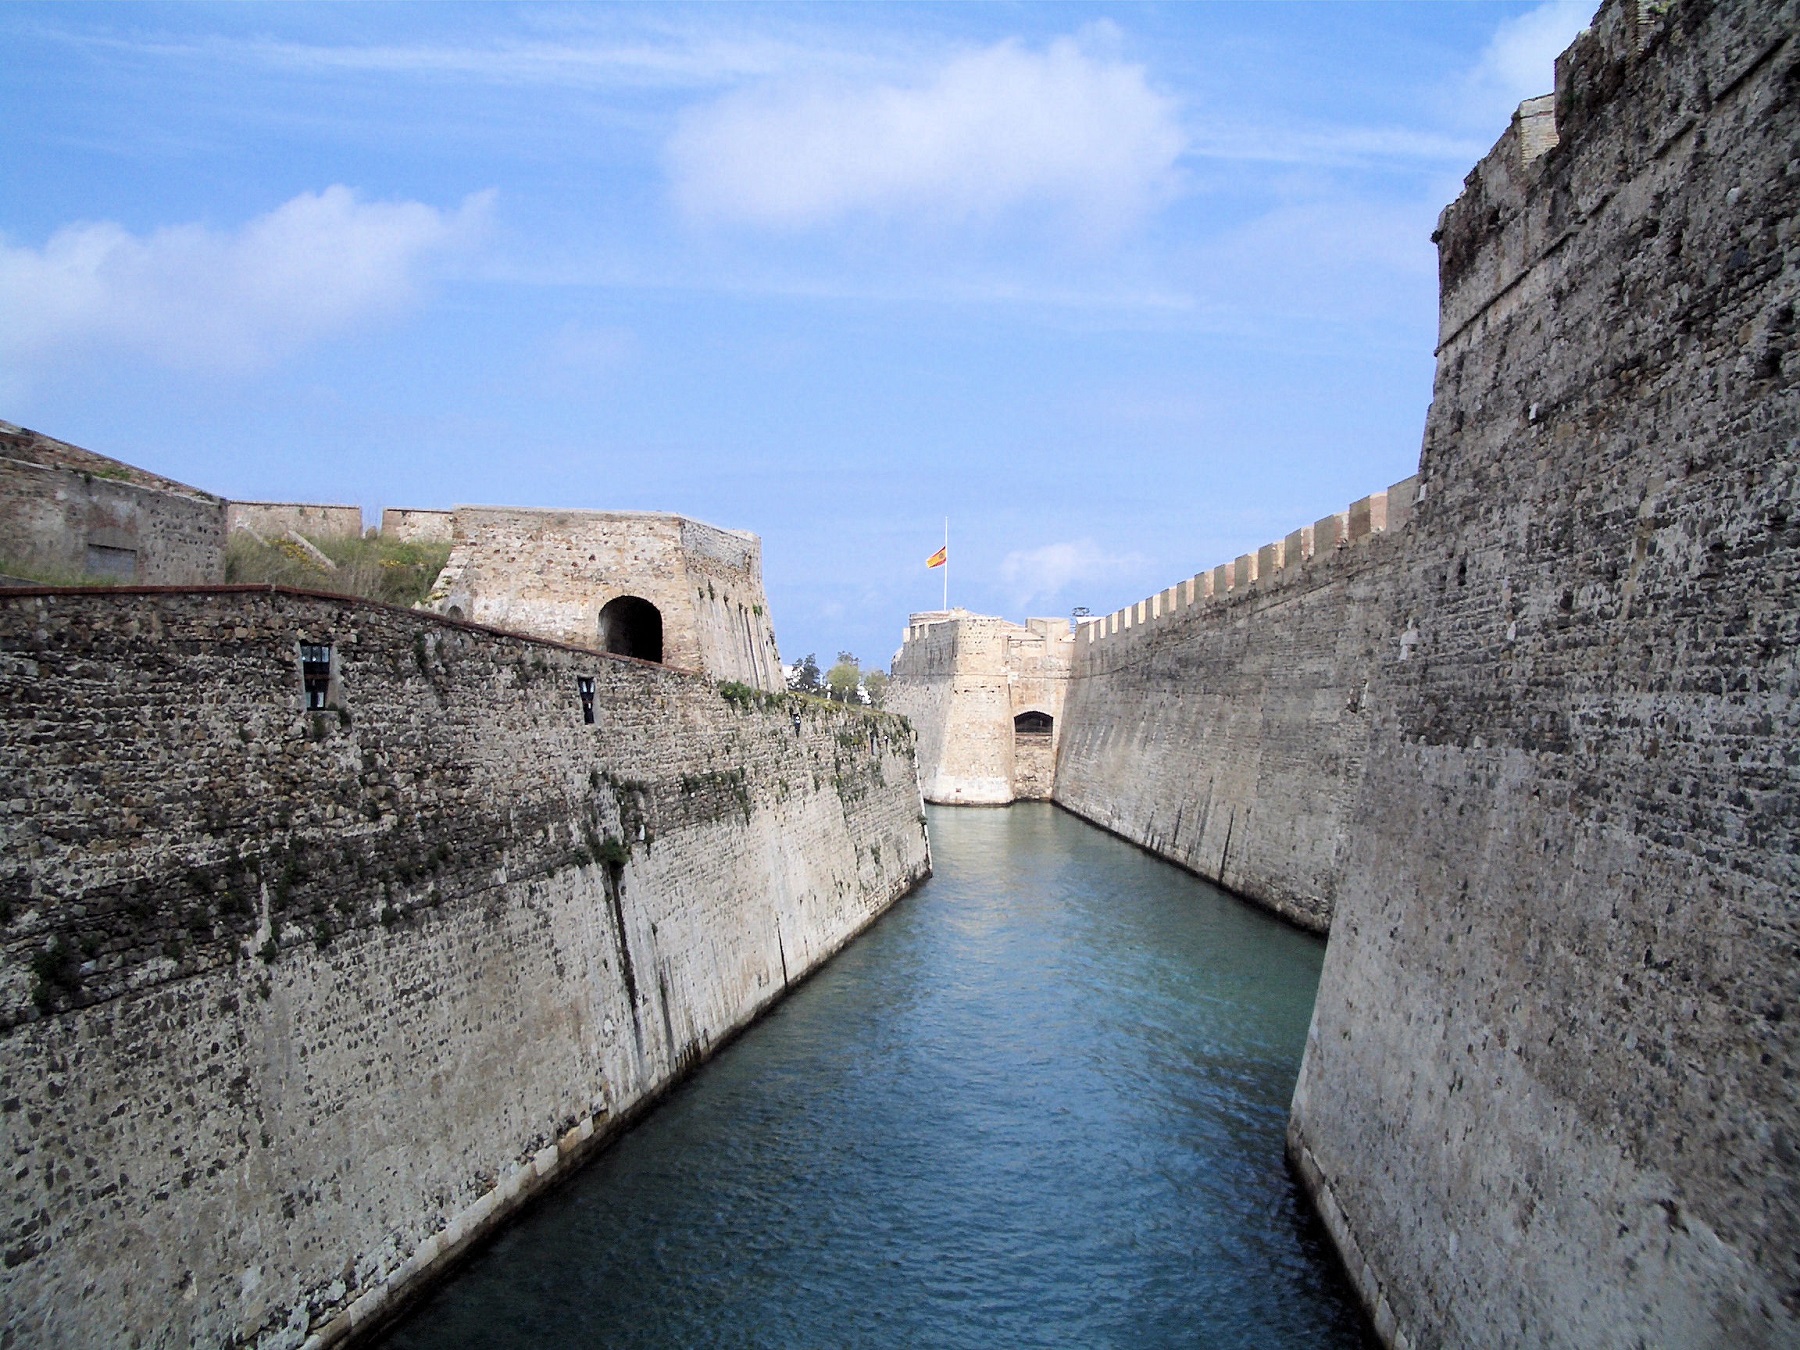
[
  {"left": 301, "top": 643, "right": 333, "bottom": 710},
  {"left": 577, "top": 675, "right": 596, "bottom": 724},
  {"left": 85, "top": 544, "right": 139, "bottom": 580}
]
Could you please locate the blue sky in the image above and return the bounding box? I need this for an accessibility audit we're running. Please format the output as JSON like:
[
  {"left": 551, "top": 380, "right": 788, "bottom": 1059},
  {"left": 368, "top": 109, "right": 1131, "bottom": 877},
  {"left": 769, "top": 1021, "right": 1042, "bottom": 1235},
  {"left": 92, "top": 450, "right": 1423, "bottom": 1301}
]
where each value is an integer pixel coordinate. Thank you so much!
[{"left": 0, "top": 1, "right": 1592, "bottom": 669}]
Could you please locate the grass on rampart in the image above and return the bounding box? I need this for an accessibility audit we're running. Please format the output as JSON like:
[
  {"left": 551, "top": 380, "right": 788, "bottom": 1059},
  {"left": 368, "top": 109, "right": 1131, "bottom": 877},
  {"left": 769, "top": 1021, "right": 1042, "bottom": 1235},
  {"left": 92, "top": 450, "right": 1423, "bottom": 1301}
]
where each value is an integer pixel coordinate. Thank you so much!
[
  {"left": 0, "top": 556, "right": 126, "bottom": 587},
  {"left": 717, "top": 679, "right": 912, "bottom": 732},
  {"left": 225, "top": 531, "right": 451, "bottom": 607}
]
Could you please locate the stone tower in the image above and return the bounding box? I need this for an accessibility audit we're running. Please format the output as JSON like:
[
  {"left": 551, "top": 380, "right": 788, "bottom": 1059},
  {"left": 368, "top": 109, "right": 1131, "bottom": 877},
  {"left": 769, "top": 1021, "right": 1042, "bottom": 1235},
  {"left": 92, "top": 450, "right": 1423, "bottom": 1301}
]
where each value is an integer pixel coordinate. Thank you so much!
[{"left": 426, "top": 506, "right": 784, "bottom": 691}]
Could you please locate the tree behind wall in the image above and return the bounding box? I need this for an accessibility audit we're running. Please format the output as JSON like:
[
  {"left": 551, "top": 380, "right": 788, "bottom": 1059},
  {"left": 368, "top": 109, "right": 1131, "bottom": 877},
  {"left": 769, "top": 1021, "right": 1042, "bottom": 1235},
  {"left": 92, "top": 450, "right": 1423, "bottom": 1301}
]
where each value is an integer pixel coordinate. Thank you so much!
[
  {"left": 825, "top": 652, "right": 861, "bottom": 703},
  {"left": 863, "top": 668, "right": 889, "bottom": 708},
  {"left": 786, "top": 653, "right": 822, "bottom": 694}
]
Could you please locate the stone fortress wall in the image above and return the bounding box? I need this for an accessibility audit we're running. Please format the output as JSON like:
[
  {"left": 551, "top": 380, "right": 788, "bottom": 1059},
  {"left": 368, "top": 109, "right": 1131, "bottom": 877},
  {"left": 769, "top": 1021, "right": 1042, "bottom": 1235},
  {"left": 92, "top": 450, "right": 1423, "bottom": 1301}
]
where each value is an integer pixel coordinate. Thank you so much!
[
  {"left": 226, "top": 502, "right": 367, "bottom": 541},
  {"left": 0, "top": 585, "right": 929, "bottom": 1349},
  {"left": 1053, "top": 476, "right": 1419, "bottom": 932},
  {"left": 425, "top": 507, "right": 786, "bottom": 692},
  {"left": 1286, "top": 1, "right": 1799, "bottom": 1343},
  {"left": 0, "top": 422, "right": 227, "bottom": 585},
  {"left": 969, "top": 1, "right": 1796, "bottom": 1341},
  {"left": 378, "top": 508, "right": 453, "bottom": 544},
  {"left": 0, "top": 433, "right": 786, "bottom": 694},
  {"left": 0, "top": 425, "right": 452, "bottom": 586},
  {"left": 886, "top": 610, "right": 1074, "bottom": 804}
]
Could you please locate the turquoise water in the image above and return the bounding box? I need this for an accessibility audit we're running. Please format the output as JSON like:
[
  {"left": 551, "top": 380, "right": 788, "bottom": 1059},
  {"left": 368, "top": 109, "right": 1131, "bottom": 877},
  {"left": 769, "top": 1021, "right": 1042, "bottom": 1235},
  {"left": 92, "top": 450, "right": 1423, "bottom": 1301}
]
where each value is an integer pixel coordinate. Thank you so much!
[{"left": 381, "top": 803, "right": 1369, "bottom": 1348}]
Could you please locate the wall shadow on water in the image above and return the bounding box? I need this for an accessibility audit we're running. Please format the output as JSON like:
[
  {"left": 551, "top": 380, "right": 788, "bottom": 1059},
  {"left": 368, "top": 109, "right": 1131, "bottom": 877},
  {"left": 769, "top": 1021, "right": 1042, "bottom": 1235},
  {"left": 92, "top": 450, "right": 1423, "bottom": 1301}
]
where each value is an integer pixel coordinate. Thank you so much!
[{"left": 379, "top": 803, "right": 1372, "bottom": 1349}]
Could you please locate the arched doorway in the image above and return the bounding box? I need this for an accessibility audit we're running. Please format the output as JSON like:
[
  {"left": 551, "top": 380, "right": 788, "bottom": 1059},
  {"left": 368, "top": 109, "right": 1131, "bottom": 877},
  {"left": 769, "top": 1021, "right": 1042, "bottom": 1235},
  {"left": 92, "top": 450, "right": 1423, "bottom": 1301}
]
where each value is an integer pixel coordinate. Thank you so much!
[
  {"left": 599, "top": 596, "right": 663, "bottom": 663},
  {"left": 1012, "top": 709, "right": 1056, "bottom": 800}
]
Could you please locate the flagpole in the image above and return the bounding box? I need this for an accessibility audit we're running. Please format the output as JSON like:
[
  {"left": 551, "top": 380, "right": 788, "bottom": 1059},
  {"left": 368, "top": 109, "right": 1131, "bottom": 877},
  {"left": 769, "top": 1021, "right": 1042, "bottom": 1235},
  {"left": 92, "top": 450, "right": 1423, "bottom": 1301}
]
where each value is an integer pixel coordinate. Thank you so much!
[{"left": 943, "top": 517, "right": 949, "bottom": 611}]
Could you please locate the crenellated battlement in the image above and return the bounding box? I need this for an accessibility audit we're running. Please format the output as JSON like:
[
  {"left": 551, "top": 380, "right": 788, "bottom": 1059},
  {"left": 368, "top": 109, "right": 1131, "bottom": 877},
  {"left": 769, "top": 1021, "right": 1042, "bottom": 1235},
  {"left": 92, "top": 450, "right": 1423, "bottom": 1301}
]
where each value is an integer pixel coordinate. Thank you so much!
[
  {"left": 1079, "top": 474, "right": 1420, "bottom": 652},
  {"left": 1432, "top": 0, "right": 1793, "bottom": 354}
]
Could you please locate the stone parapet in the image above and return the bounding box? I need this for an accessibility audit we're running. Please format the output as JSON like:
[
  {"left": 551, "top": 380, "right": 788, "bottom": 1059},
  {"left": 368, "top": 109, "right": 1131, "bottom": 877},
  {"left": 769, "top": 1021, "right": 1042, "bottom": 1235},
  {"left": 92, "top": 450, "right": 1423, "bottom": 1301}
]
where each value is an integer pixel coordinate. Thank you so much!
[
  {"left": 227, "top": 502, "right": 365, "bottom": 540},
  {"left": 1077, "top": 475, "right": 1421, "bottom": 663}
]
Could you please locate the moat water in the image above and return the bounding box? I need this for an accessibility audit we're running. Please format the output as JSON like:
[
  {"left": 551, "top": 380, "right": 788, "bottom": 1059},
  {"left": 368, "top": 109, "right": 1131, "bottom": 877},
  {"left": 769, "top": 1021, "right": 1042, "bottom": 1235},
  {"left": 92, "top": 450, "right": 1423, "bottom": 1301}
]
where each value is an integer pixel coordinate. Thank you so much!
[{"left": 381, "top": 803, "right": 1369, "bottom": 1348}]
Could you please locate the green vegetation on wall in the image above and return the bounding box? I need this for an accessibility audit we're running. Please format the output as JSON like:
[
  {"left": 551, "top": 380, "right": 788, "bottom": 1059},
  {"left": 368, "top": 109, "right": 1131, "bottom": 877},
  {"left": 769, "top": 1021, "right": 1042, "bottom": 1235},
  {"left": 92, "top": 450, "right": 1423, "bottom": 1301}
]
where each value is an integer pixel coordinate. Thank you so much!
[
  {"left": 225, "top": 531, "right": 451, "bottom": 607},
  {"left": 0, "top": 556, "right": 127, "bottom": 588}
]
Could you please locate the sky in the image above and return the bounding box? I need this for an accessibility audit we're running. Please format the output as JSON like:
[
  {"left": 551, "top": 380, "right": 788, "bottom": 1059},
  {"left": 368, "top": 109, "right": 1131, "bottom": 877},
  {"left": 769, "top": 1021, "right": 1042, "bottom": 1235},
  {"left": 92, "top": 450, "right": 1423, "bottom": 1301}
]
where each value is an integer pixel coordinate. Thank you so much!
[{"left": 0, "top": 1, "right": 1595, "bottom": 670}]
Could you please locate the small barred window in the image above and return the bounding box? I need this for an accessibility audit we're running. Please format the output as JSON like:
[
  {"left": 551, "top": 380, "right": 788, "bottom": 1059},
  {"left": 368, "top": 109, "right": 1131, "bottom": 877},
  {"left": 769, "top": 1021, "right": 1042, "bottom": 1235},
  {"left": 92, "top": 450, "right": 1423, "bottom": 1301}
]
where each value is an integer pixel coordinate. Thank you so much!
[{"left": 301, "top": 644, "right": 333, "bottom": 710}]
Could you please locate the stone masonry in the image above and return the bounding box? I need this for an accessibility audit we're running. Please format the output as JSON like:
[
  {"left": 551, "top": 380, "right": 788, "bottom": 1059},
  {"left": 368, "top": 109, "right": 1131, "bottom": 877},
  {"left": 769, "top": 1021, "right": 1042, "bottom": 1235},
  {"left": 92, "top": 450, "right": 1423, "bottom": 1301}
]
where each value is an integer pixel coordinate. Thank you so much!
[
  {"left": 0, "top": 586, "right": 929, "bottom": 1348},
  {"left": 426, "top": 507, "right": 785, "bottom": 692},
  {"left": 886, "top": 610, "right": 1073, "bottom": 804},
  {"left": 226, "top": 504, "right": 366, "bottom": 541},
  {"left": 1286, "top": 1, "right": 1799, "bottom": 1344},
  {"left": 1054, "top": 477, "right": 1418, "bottom": 932},
  {"left": 0, "top": 423, "right": 226, "bottom": 585},
  {"left": 376, "top": 509, "right": 453, "bottom": 545}
]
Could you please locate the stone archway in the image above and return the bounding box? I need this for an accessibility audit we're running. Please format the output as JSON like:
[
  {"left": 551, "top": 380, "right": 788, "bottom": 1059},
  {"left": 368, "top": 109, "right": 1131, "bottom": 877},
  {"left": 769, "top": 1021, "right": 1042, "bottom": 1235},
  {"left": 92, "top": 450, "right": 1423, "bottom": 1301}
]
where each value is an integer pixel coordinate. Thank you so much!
[{"left": 599, "top": 595, "right": 663, "bottom": 663}]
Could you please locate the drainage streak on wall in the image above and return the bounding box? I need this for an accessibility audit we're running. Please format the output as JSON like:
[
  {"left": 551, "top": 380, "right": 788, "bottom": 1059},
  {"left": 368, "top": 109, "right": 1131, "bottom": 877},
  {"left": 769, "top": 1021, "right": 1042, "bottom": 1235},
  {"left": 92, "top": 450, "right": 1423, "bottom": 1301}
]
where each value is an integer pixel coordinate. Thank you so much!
[
  {"left": 1289, "top": 2, "right": 1798, "bottom": 1345},
  {"left": 0, "top": 587, "right": 929, "bottom": 1348}
]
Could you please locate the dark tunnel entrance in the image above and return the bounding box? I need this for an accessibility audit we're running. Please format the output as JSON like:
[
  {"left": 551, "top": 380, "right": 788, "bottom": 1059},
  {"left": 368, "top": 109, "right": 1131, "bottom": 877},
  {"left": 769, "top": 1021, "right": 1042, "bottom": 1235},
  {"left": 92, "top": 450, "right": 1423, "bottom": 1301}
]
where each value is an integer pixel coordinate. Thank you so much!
[
  {"left": 1014, "top": 710, "right": 1054, "bottom": 738},
  {"left": 599, "top": 596, "right": 664, "bottom": 664}
]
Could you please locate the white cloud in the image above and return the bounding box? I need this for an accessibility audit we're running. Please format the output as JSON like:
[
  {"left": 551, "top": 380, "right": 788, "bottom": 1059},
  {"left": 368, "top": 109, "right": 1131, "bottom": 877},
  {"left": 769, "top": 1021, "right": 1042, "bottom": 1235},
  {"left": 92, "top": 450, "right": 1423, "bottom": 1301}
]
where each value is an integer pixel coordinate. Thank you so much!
[
  {"left": 1460, "top": 0, "right": 1593, "bottom": 130},
  {"left": 667, "top": 32, "right": 1183, "bottom": 237},
  {"left": 1000, "top": 538, "right": 1145, "bottom": 609},
  {"left": 0, "top": 186, "right": 490, "bottom": 379}
]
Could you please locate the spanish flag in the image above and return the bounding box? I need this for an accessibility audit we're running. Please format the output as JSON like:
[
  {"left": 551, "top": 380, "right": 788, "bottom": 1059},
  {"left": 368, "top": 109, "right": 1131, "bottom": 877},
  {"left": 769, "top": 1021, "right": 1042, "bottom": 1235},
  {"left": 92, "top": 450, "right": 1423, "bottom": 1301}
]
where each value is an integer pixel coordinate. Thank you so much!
[{"left": 925, "top": 545, "right": 947, "bottom": 569}]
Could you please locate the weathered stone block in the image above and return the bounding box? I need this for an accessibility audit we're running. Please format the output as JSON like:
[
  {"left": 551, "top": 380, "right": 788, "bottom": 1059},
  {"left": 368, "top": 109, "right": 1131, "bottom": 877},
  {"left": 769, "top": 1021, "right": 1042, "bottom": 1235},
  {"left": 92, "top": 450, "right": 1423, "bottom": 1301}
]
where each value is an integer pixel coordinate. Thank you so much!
[{"left": 1346, "top": 492, "right": 1387, "bottom": 541}]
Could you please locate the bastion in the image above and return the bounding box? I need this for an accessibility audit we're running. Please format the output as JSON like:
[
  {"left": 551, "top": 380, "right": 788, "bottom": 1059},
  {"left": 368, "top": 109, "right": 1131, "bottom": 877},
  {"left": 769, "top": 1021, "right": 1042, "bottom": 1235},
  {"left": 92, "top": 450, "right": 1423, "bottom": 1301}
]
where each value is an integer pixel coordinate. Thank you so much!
[
  {"left": 426, "top": 506, "right": 785, "bottom": 693},
  {"left": 885, "top": 610, "right": 1073, "bottom": 804}
]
